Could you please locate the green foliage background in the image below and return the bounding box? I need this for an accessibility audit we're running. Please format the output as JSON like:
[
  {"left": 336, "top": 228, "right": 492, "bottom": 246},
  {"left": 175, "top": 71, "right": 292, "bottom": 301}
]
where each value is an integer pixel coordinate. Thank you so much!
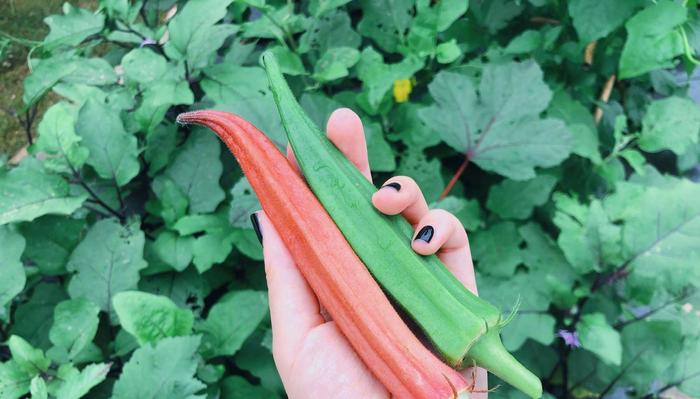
[{"left": 1, "top": 0, "right": 700, "bottom": 398}]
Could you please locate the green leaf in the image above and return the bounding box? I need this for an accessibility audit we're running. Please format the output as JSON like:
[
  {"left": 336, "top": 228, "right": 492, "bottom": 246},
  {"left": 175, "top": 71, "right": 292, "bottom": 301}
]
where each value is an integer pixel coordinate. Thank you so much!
[
  {"left": 639, "top": 96, "right": 700, "bottom": 155},
  {"left": 619, "top": 0, "right": 686, "bottom": 79},
  {"left": 547, "top": 90, "right": 601, "bottom": 163},
  {"left": 43, "top": 4, "right": 105, "bottom": 50},
  {"left": 66, "top": 219, "right": 147, "bottom": 314},
  {"left": 152, "top": 231, "right": 194, "bottom": 272},
  {"left": 19, "top": 215, "right": 84, "bottom": 275},
  {"left": 151, "top": 176, "right": 189, "bottom": 226},
  {"left": 0, "top": 360, "right": 31, "bottom": 399},
  {"left": 0, "top": 226, "right": 26, "bottom": 311},
  {"left": 308, "top": 0, "right": 351, "bottom": 17},
  {"left": 470, "top": 0, "right": 524, "bottom": 33},
  {"left": 30, "top": 376, "right": 47, "bottom": 399},
  {"left": 229, "top": 177, "right": 261, "bottom": 228},
  {"left": 139, "top": 269, "right": 210, "bottom": 318},
  {"left": 134, "top": 79, "right": 194, "bottom": 132},
  {"left": 434, "top": 0, "right": 469, "bottom": 32},
  {"left": 620, "top": 320, "right": 682, "bottom": 390},
  {"left": 0, "top": 158, "right": 87, "bottom": 225},
  {"left": 502, "top": 313, "right": 556, "bottom": 351},
  {"left": 48, "top": 298, "right": 100, "bottom": 363},
  {"left": 568, "top": 0, "right": 644, "bottom": 43},
  {"left": 61, "top": 58, "right": 118, "bottom": 86},
  {"left": 420, "top": 62, "right": 573, "bottom": 180},
  {"left": 431, "top": 196, "right": 484, "bottom": 231},
  {"left": 612, "top": 179, "right": 700, "bottom": 292},
  {"left": 33, "top": 102, "right": 89, "bottom": 173},
  {"left": 202, "top": 65, "right": 285, "bottom": 146},
  {"left": 436, "top": 39, "right": 461, "bottom": 63},
  {"left": 113, "top": 291, "right": 194, "bottom": 345},
  {"left": 395, "top": 148, "right": 444, "bottom": 202},
  {"left": 264, "top": 46, "right": 306, "bottom": 76},
  {"left": 198, "top": 290, "right": 268, "bottom": 358},
  {"left": 472, "top": 222, "right": 523, "bottom": 277},
  {"left": 357, "top": 0, "right": 414, "bottom": 53},
  {"left": 554, "top": 196, "right": 621, "bottom": 273},
  {"left": 121, "top": 48, "right": 169, "bottom": 84},
  {"left": 220, "top": 376, "right": 278, "bottom": 399},
  {"left": 8, "top": 335, "right": 50, "bottom": 376},
  {"left": 364, "top": 121, "right": 396, "bottom": 172},
  {"left": 157, "top": 129, "right": 225, "bottom": 214},
  {"left": 486, "top": 174, "right": 557, "bottom": 220},
  {"left": 578, "top": 313, "right": 622, "bottom": 367},
  {"left": 313, "top": 47, "right": 360, "bottom": 82},
  {"left": 299, "top": 9, "right": 361, "bottom": 54},
  {"left": 504, "top": 30, "right": 542, "bottom": 54},
  {"left": 356, "top": 47, "right": 423, "bottom": 113},
  {"left": 10, "top": 283, "right": 67, "bottom": 350},
  {"left": 23, "top": 55, "right": 78, "bottom": 106},
  {"left": 112, "top": 336, "right": 205, "bottom": 399},
  {"left": 164, "top": 0, "right": 235, "bottom": 67},
  {"left": 241, "top": 4, "right": 307, "bottom": 42},
  {"left": 192, "top": 231, "right": 236, "bottom": 273},
  {"left": 52, "top": 363, "right": 111, "bottom": 399},
  {"left": 75, "top": 99, "right": 140, "bottom": 186}
]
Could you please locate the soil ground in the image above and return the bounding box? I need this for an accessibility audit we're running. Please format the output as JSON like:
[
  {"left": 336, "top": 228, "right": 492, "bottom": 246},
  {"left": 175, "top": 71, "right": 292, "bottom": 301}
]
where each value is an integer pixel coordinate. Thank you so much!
[{"left": 0, "top": 0, "right": 94, "bottom": 156}]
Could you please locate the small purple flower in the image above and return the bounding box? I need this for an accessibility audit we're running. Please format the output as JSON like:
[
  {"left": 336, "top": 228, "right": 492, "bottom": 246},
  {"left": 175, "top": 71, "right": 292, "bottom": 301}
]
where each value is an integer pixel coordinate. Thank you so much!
[
  {"left": 139, "top": 37, "right": 157, "bottom": 48},
  {"left": 557, "top": 329, "right": 581, "bottom": 348}
]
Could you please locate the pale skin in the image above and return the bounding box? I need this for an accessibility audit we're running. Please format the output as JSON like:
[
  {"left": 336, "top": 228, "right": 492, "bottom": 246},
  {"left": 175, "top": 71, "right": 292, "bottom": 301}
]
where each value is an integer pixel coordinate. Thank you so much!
[{"left": 255, "top": 108, "right": 488, "bottom": 399}]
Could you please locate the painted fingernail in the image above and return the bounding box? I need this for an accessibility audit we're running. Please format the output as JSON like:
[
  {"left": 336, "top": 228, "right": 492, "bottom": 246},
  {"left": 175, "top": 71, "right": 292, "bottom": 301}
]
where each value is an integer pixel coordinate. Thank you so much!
[
  {"left": 415, "top": 225, "right": 434, "bottom": 243},
  {"left": 382, "top": 182, "right": 401, "bottom": 191},
  {"left": 250, "top": 213, "right": 263, "bottom": 244}
]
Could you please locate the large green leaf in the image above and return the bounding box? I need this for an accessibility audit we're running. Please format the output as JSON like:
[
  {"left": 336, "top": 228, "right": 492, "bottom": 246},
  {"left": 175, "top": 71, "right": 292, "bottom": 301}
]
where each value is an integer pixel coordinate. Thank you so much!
[
  {"left": 8, "top": 335, "right": 50, "bottom": 376},
  {"left": 163, "top": 0, "right": 235, "bottom": 67},
  {"left": 202, "top": 64, "right": 285, "bottom": 146},
  {"left": 198, "top": 290, "right": 268, "bottom": 359},
  {"left": 357, "top": 0, "right": 414, "bottom": 53},
  {"left": 0, "top": 226, "right": 26, "bottom": 312},
  {"left": 614, "top": 179, "right": 700, "bottom": 293},
  {"left": 43, "top": 3, "right": 105, "bottom": 50},
  {"left": 66, "top": 219, "right": 147, "bottom": 314},
  {"left": 113, "top": 291, "right": 194, "bottom": 345},
  {"left": 112, "top": 336, "right": 205, "bottom": 399},
  {"left": 554, "top": 196, "right": 621, "bottom": 274},
  {"left": 578, "top": 313, "right": 622, "bottom": 367},
  {"left": 568, "top": 0, "right": 644, "bottom": 42},
  {"left": 0, "top": 360, "right": 31, "bottom": 399},
  {"left": 356, "top": 48, "right": 423, "bottom": 113},
  {"left": 75, "top": 99, "right": 140, "bottom": 186},
  {"left": 420, "top": 62, "right": 573, "bottom": 180},
  {"left": 638, "top": 96, "right": 700, "bottom": 155},
  {"left": 52, "top": 363, "right": 111, "bottom": 399},
  {"left": 0, "top": 158, "right": 86, "bottom": 225},
  {"left": 47, "top": 298, "right": 100, "bottom": 363},
  {"left": 486, "top": 174, "right": 557, "bottom": 220},
  {"left": 33, "top": 102, "right": 88, "bottom": 173},
  {"left": 19, "top": 216, "right": 86, "bottom": 276},
  {"left": 157, "top": 130, "right": 225, "bottom": 214},
  {"left": 619, "top": 0, "right": 686, "bottom": 79}
]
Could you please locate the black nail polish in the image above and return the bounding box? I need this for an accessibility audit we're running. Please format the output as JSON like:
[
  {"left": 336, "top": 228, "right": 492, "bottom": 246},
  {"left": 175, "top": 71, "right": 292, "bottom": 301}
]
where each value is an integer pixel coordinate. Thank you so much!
[
  {"left": 415, "top": 225, "right": 434, "bottom": 243},
  {"left": 382, "top": 182, "right": 401, "bottom": 191},
  {"left": 250, "top": 213, "right": 263, "bottom": 244}
]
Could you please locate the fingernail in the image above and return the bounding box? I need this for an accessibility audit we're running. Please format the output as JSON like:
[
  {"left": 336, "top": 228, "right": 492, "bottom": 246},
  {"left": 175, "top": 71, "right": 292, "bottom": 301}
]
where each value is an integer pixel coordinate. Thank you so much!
[
  {"left": 250, "top": 213, "right": 263, "bottom": 244},
  {"left": 415, "top": 225, "right": 434, "bottom": 243},
  {"left": 382, "top": 182, "right": 401, "bottom": 191}
]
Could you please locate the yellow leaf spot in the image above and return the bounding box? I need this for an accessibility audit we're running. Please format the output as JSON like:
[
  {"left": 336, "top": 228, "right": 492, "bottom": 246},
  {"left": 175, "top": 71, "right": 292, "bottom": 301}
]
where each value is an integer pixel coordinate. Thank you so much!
[{"left": 393, "top": 79, "right": 413, "bottom": 103}]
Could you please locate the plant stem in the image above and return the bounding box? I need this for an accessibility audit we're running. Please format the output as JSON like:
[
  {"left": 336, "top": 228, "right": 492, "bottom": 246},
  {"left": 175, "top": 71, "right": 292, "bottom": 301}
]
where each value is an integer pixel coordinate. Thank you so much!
[{"left": 439, "top": 153, "right": 470, "bottom": 200}]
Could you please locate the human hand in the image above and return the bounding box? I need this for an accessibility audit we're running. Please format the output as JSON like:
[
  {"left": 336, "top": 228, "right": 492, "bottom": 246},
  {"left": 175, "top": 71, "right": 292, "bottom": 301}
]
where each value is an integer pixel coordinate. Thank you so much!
[{"left": 252, "top": 108, "right": 488, "bottom": 399}]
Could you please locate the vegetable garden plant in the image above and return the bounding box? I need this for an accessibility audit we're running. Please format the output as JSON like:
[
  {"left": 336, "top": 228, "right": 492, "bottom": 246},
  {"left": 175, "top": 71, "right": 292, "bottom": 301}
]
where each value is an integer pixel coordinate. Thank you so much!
[{"left": 1, "top": 0, "right": 700, "bottom": 398}]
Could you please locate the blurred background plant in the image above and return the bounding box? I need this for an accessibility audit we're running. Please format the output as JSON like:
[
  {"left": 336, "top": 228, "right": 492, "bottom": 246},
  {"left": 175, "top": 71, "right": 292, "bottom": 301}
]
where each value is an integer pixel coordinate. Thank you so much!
[{"left": 1, "top": 1, "right": 699, "bottom": 398}]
